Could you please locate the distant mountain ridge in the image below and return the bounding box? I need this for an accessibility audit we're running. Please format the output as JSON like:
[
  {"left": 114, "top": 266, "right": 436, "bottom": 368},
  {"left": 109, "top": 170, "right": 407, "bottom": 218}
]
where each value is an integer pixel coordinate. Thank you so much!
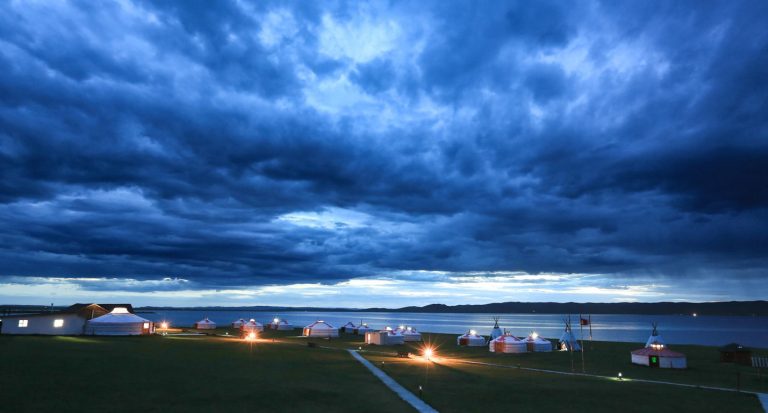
[
  {"left": 4, "top": 300, "right": 766, "bottom": 316},
  {"left": 136, "top": 300, "right": 767, "bottom": 316}
]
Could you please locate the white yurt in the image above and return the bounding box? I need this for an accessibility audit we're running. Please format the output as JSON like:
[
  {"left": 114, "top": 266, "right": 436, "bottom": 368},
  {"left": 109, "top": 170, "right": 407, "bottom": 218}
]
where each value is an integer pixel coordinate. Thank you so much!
[
  {"left": 270, "top": 318, "right": 293, "bottom": 330},
  {"left": 525, "top": 333, "right": 553, "bottom": 352},
  {"left": 365, "top": 330, "right": 405, "bottom": 345},
  {"left": 489, "top": 334, "right": 527, "bottom": 353},
  {"left": 340, "top": 322, "right": 356, "bottom": 333},
  {"left": 241, "top": 319, "right": 264, "bottom": 333},
  {"left": 354, "top": 322, "right": 374, "bottom": 335},
  {"left": 232, "top": 318, "right": 246, "bottom": 328},
  {"left": 194, "top": 317, "right": 216, "bottom": 329},
  {"left": 303, "top": 320, "right": 339, "bottom": 337},
  {"left": 558, "top": 320, "right": 581, "bottom": 351},
  {"left": 397, "top": 326, "right": 422, "bottom": 342},
  {"left": 490, "top": 316, "right": 503, "bottom": 340},
  {"left": 457, "top": 330, "right": 486, "bottom": 346},
  {"left": 631, "top": 323, "right": 686, "bottom": 368},
  {"left": 631, "top": 347, "right": 687, "bottom": 369},
  {"left": 85, "top": 307, "right": 153, "bottom": 336}
]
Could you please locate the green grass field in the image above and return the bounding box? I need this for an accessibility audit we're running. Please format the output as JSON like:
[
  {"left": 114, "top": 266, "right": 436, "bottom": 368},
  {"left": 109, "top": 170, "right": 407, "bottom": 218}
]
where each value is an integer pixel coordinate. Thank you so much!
[
  {"left": 0, "top": 332, "right": 411, "bottom": 413},
  {"left": 1, "top": 328, "right": 765, "bottom": 412}
]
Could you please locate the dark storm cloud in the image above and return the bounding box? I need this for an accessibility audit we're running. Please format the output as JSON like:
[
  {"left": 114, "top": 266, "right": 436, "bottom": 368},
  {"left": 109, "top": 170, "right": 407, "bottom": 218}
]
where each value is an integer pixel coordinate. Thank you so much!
[{"left": 0, "top": 0, "right": 766, "bottom": 297}]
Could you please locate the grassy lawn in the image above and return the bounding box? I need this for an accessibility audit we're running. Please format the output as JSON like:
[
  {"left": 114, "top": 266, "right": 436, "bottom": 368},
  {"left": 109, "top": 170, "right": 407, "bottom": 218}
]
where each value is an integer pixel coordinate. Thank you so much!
[
  {"left": 3, "top": 328, "right": 765, "bottom": 413},
  {"left": 277, "top": 330, "right": 768, "bottom": 393},
  {"left": 361, "top": 351, "right": 764, "bottom": 413},
  {"left": 0, "top": 331, "right": 413, "bottom": 413}
]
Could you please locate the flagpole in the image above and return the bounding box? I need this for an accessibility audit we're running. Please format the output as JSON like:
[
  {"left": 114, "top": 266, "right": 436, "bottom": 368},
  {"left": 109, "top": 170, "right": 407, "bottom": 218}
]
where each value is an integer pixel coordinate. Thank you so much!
[
  {"left": 589, "top": 314, "right": 593, "bottom": 351},
  {"left": 579, "top": 313, "right": 585, "bottom": 373}
]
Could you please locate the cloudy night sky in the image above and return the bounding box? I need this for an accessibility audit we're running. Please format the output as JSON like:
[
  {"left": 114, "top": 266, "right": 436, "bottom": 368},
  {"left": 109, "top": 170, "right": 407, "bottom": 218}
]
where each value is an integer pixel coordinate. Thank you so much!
[{"left": 0, "top": 1, "right": 766, "bottom": 307}]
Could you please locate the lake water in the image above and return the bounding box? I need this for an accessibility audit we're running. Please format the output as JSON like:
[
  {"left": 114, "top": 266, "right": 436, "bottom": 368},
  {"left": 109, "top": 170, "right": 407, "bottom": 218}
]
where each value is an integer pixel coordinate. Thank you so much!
[{"left": 141, "top": 310, "right": 768, "bottom": 349}]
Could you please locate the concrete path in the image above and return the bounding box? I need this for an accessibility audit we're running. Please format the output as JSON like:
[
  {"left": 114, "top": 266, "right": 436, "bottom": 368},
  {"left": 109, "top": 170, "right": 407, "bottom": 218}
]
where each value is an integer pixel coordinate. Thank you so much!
[
  {"left": 348, "top": 350, "right": 439, "bottom": 413},
  {"left": 758, "top": 393, "right": 768, "bottom": 413}
]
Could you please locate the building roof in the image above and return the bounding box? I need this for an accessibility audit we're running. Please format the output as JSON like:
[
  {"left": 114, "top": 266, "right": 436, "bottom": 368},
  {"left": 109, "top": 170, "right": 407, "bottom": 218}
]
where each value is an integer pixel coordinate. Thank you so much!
[
  {"left": 66, "top": 303, "right": 135, "bottom": 313},
  {"left": 1, "top": 303, "right": 131, "bottom": 319},
  {"left": 719, "top": 343, "right": 750, "bottom": 352}
]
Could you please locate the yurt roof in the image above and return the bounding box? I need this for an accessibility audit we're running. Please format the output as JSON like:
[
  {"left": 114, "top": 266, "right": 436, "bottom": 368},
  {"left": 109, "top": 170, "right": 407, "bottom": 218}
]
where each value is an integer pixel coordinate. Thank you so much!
[
  {"left": 89, "top": 307, "right": 150, "bottom": 324},
  {"left": 245, "top": 319, "right": 262, "bottom": 326},
  {"left": 492, "top": 334, "right": 522, "bottom": 342},
  {"left": 305, "top": 320, "right": 335, "bottom": 329},
  {"left": 631, "top": 347, "right": 685, "bottom": 358},
  {"left": 342, "top": 322, "right": 356, "bottom": 327},
  {"left": 197, "top": 318, "right": 215, "bottom": 324}
]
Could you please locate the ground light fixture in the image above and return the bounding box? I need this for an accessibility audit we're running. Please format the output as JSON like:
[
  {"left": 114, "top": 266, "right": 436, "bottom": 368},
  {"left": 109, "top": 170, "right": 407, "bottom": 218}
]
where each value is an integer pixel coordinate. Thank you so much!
[
  {"left": 423, "top": 347, "right": 434, "bottom": 361},
  {"left": 618, "top": 372, "right": 623, "bottom": 381},
  {"left": 246, "top": 332, "right": 256, "bottom": 341}
]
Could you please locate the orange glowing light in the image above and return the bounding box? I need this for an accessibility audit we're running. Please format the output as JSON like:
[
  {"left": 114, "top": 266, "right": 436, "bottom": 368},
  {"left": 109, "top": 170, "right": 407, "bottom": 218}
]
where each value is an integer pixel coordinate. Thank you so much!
[
  {"left": 424, "top": 347, "right": 434, "bottom": 360},
  {"left": 247, "top": 332, "right": 256, "bottom": 340}
]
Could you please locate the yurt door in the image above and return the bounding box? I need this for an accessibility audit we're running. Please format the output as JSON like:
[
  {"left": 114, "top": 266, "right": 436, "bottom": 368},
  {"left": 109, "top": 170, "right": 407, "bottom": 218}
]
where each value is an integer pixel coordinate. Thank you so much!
[
  {"left": 494, "top": 341, "right": 504, "bottom": 352},
  {"left": 649, "top": 355, "right": 660, "bottom": 367}
]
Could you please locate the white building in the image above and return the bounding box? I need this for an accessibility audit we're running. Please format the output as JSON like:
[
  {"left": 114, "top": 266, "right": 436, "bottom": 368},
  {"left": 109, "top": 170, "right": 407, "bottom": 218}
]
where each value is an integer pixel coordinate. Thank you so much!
[
  {"left": 85, "top": 307, "right": 153, "bottom": 336},
  {"left": 269, "top": 318, "right": 293, "bottom": 330},
  {"left": 0, "top": 303, "right": 134, "bottom": 336},
  {"left": 365, "top": 330, "right": 405, "bottom": 345},
  {"left": 303, "top": 321, "right": 339, "bottom": 337},
  {"left": 194, "top": 317, "right": 216, "bottom": 329},
  {"left": 489, "top": 334, "right": 526, "bottom": 353},
  {"left": 457, "top": 330, "right": 486, "bottom": 346}
]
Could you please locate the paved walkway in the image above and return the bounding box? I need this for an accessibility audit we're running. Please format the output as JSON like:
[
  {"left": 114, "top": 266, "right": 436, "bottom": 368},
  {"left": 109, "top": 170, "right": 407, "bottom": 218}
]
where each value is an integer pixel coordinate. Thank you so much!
[
  {"left": 348, "top": 350, "right": 439, "bottom": 413},
  {"left": 758, "top": 393, "right": 768, "bottom": 413}
]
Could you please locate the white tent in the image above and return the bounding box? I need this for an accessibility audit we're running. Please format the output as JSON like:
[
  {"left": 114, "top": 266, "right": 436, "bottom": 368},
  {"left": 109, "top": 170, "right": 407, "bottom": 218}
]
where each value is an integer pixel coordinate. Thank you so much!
[
  {"left": 231, "top": 318, "right": 246, "bottom": 328},
  {"left": 340, "top": 322, "right": 356, "bottom": 333},
  {"left": 457, "top": 330, "right": 486, "bottom": 346},
  {"left": 396, "top": 326, "right": 422, "bottom": 342},
  {"left": 354, "top": 322, "right": 374, "bottom": 335},
  {"left": 303, "top": 320, "right": 339, "bottom": 337},
  {"left": 241, "top": 319, "right": 264, "bottom": 333},
  {"left": 194, "top": 317, "right": 216, "bottom": 330},
  {"left": 490, "top": 316, "right": 503, "bottom": 340},
  {"left": 558, "top": 318, "right": 581, "bottom": 351},
  {"left": 645, "top": 322, "right": 666, "bottom": 348},
  {"left": 365, "top": 330, "right": 405, "bottom": 345},
  {"left": 524, "top": 333, "right": 553, "bottom": 352},
  {"left": 85, "top": 307, "right": 153, "bottom": 336},
  {"left": 489, "top": 334, "right": 526, "bottom": 353},
  {"left": 269, "top": 318, "right": 293, "bottom": 330}
]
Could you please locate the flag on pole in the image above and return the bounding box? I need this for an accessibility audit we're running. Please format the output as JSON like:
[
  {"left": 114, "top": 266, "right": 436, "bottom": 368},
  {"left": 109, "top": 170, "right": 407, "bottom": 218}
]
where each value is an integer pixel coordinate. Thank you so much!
[{"left": 580, "top": 317, "right": 590, "bottom": 326}]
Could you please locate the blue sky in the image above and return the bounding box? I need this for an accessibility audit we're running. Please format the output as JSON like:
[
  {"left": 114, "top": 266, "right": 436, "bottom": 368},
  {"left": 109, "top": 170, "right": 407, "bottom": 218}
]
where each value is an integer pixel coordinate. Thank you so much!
[{"left": 0, "top": 1, "right": 766, "bottom": 307}]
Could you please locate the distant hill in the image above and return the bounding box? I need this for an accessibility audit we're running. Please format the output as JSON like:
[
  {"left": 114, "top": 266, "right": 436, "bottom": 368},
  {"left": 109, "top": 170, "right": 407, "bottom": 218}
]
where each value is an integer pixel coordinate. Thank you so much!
[{"left": 132, "top": 300, "right": 768, "bottom": 316}]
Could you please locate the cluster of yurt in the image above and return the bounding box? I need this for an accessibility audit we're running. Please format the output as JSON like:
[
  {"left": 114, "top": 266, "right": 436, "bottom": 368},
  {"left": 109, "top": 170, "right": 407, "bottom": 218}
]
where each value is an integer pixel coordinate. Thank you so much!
[
  {"left": 457, "top": 330, "right": 486, "bottom": 346},
  {"left": 194, "top": 317, "right": 216, "bottom": 329},
  {"left": 630, "top": 323, "right": 687, "bottom": 369},
  {"left": 489, "top": 334, "right": 527, "bottom": 353},
  {"left": 354, "top": 322, "right": 374, "bottom": 335},
  {"left": 85, "top": 307, "right": 154, "bottom": 336},
  {"left": 365, "top": 329, "right": 405, "bottom": 345},
  {"left": 268, "top": 318, "right": 293, "bottom": 330},
  {"left": 303, "top": 320, "right": 339, "bottom": 338},
  {"left": 396, "top": 325, "right": 422, "bottom": 342}
]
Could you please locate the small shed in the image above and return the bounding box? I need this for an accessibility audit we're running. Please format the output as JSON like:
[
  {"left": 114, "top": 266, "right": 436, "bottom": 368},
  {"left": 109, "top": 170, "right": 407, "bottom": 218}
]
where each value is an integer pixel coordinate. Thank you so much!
[{"left": 719, "top": 343, "right": 752, "bottom": 365}]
